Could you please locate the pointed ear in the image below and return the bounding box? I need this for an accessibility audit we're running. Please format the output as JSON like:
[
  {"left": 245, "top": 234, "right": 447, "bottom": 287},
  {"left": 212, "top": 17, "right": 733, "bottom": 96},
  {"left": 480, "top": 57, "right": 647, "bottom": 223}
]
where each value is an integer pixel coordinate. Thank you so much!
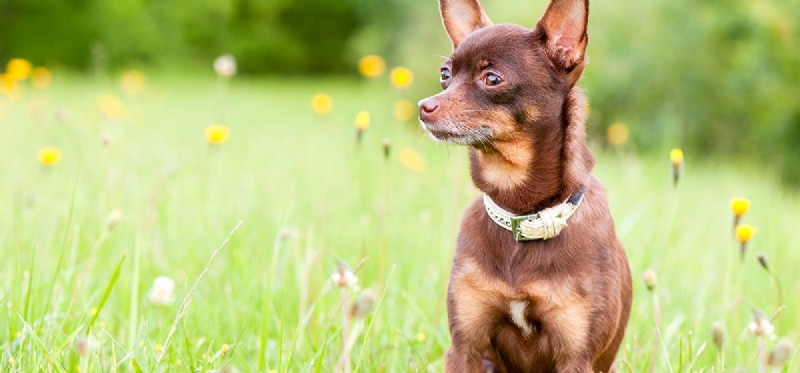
[
  {"left": 439, "top": 0, "right": 493, "bottom": 48},
  {"left": 536, "top": 0, "right": 589, "bottom": 72}
]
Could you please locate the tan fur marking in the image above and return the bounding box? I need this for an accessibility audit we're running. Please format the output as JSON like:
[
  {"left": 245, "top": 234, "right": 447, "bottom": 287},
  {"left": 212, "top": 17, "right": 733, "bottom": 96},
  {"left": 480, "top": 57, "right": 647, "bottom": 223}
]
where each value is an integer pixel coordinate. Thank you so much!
[
  {"left": 451, "top": 259, "right": 513, "bottom": 343},
  {"left": 523, "top": 281, "right": 591, "bottom": 356},
  {"left": 452, "top": 258, "right": 592, "bottom": 356},
  {"left": 476, "top": 137, "right": 534, "bottom": 190}
]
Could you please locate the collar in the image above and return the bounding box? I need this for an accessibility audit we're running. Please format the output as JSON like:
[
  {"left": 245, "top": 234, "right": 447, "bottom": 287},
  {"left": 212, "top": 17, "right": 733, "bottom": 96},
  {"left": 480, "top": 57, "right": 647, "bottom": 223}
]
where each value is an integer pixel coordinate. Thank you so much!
[{"left": 482, "top": 186, "right": 587, "bottom": 241}]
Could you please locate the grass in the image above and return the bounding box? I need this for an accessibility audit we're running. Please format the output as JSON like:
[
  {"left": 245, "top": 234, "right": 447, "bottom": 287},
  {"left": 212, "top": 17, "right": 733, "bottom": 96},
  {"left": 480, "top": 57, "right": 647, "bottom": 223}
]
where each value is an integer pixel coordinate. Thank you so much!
[{"left": 1, "top": 71, "right": 798, "bottom": 372}]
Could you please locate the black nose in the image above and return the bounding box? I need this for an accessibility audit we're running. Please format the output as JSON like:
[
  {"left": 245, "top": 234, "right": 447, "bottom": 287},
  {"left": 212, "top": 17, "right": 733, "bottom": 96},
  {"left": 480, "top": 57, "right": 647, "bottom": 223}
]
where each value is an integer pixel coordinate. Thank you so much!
[{"left": 418, "top": 98, "right": 439, "bottom": 120}]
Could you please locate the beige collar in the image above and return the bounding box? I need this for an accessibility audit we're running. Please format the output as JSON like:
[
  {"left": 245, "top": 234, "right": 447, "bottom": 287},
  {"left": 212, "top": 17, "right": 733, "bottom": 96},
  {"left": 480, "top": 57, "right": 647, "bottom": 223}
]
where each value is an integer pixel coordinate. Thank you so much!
[{"left": 482, "top": 187, "right": 587, "bottom": 241}]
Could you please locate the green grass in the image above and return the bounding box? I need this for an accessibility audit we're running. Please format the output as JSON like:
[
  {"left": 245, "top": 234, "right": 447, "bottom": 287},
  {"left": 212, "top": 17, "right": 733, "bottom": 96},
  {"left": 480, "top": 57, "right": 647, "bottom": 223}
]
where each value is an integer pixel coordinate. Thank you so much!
[{"left": 1, "top": 72, "right": 798, "bottom": 372}]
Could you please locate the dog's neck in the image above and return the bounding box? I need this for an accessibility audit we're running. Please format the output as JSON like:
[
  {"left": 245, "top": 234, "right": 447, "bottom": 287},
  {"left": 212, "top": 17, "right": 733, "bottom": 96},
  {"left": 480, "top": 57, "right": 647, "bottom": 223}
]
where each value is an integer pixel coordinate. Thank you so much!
[{"left": 468, "top": 87, "right": 595, "bottom": 214}]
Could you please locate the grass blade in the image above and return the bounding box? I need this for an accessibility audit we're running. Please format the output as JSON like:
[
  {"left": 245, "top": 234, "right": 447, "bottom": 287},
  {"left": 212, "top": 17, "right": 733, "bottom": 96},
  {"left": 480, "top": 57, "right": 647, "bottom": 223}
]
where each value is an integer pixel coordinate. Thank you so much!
[{"left": 87, "top": 253, "right": 127, "bottom": 333}]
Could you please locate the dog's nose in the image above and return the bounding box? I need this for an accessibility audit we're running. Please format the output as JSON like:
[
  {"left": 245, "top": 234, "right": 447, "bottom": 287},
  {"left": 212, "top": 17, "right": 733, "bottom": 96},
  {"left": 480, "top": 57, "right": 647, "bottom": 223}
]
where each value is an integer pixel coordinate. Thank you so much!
[{"left": 418, "top": 98, "right": 439, "bottom": 120}]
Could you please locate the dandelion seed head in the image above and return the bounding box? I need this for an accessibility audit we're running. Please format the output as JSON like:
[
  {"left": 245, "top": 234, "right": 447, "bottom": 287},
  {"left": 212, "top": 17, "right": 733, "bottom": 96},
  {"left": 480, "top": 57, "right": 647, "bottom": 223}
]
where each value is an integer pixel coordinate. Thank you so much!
[
  {"left": 214, "top": 54, "right": 237, "bottom": 78},
  {"left": 148, "top": 276, "right": 176, "bottom": 306}
]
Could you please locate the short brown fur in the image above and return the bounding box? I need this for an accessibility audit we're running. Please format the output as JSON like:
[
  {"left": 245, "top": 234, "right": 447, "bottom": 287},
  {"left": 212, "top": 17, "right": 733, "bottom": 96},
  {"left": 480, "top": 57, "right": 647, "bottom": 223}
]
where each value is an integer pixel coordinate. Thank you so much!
[{"left": 419, "top": 0, "right": 632, "bottom": 371}]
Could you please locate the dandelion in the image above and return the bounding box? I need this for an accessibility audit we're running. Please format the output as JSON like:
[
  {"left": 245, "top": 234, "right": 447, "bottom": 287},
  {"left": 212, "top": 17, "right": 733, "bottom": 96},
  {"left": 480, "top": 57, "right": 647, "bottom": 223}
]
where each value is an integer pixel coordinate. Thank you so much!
[
  {"left": 31, "top": 67, "right": 52, "bottom": 89},
  {"left": 214, "top": 54, "right": 237, "bottom": 78},
  {"left": 100, "top": 133, "right": 113, "bottom": 147},
  {"left": 642, "top": 269, "right": 657, "bottom": 292},
  {"left": 311, "top": 93, "right": 333, "bottom": 115},
  {"left": 767, "top": 338, "right": 794, "bottom": 367},
  {"left": 354, "top": 111, "right": 370, "bottom": 142},
  {"left": 154, "top": 344, "right": 164, "bottom": 353},
  {"left": 331, "top": 263, "right": 358, "bottom": 289},
  {"left": 37, "top": 147, "right": 62, "bottom": 167},
  {"left": 669, "top": 148, "right": 684, "bottom": 186},
  {"left": 382, "top": 138, "right": 391, "bottom": 160},
  {"left": 74, "top": 336, "right": 98, "bottom": 357},
  {"left": 350, "top": 289, "right": 377, "bottom": 318},
  {"left": 399, "top": 147, "right": 425, "bottom": 172},
  {"left": 220, "top": 343, "right": 230, "bottom": 356},
  {"left": 107, "top": 209, "right": 123, "bottom": 230},
  {"left": 97, "top": 94, "right": 126, "bottom": 119},
  {"left": 711, "top": 321, "right": 726, "bottom": 350},
  {"left": 606, "top": 122, "right": 629, "bottom": 147},
  {"left": 357, "top": 55, "right": 385, "bottom": 78},
  {"left": 736, "top": 224, "right": 756, "bottom": 260},
  {"left": 748, "top": 311, "right": 774, "bottom": 337},
  {"left": 393, "top": 99, "right": 415, "bottom": 121},
  {"left": 756, "top": 252, "right": 769, "bottom": 271},
  {"left": 390, "top": 67, "right": 414, "bottom": 89},
  {"left": 148, "top": 276, "right": 176, "bottom": 306},
  {"left": 120, "top": 69, "right": 145, "bottom": 96},
  {"left": 205, "top": 124, "right": 230, "bottom": 145},
  {"left": 0, "top": 74, "right": 20, "bottom": 99},
  {"left": 5, "top": 58, "right": 32, "bottom": 80},
  {"left": 416, "top": 332, "right": 427, "bottom": 343},
  {"left": 730, "top": 197, "right": 750, "bottom": 228}
]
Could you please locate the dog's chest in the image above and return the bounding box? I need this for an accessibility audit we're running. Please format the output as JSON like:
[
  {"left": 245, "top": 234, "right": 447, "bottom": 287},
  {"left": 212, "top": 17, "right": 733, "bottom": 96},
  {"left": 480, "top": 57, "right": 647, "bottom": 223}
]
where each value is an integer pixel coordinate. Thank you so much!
[{"left": 450, "top": 258, "right": 591, "bottom": 355}]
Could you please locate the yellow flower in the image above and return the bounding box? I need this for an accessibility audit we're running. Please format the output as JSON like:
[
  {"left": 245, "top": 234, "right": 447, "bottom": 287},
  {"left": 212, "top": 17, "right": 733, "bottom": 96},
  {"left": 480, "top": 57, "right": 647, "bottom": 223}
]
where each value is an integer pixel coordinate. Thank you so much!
[
  {"left": 390, "top": 67, "right": 414, "bottom": 89},
  {"left": 221, "top": 343, "right": 229, "bottom": 355},
  {"left": 393, "top": 100, "right": 415, "bottom": 121},
  {"left": 120, "top": 69, "right": 145, "bottom": 96},
  {"left": 0, "top": 74, "right": 20, "bottom": 99},
  {"left": 357, "top": 55, "right": 385, "bottom": 78},
  {"left": 37, "top": 147, "right": 62, "bottom": 167},
  {"left": 416, "top": 331, "right": 426, "bottom": 343},
  {"left": 205, "top": 124, "right": 230, "bottom": 145},
  {"left": 154, "top": 344, "right": 164, "bottom": 353},
  {"left": 5, "top": 58, "right": 32, "bottom": 80},
  {"left": 736, "top": 224, "right": 756, "bottom": 243},
  {"left": 97, "top": 95, "right": 126, "bottom": 119},
  {"left": 311, "top": 93, "right": 333, "bottom": 115},
  {"left": 31, "top": 67, "right": 52, "bottom": 89},
  {"left": 355, "top": 111, "right": 371, "bottom": 131},
  {"left": 399, "top": 147, "right": 425, "bottom": 172},
  {"left": 606, "top": 122, "right": 629, "bottom": 147},
  {"left": 730, "top": 197, "right": 750, "bottom": 217},
  {"left": 669, "top": 148, "right": 684, "bottom": 165}
]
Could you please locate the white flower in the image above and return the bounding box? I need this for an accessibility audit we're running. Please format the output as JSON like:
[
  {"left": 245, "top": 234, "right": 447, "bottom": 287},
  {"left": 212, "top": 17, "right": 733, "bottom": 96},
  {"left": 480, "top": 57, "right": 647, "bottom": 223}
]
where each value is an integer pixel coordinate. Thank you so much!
[
  {"left": 748, "top": 312, "right": 775, "bottom": 337},
  {"left": 214, "top": 54, "right": 237, "bottom": 78},
  {"left": 331, "top": 264, "right": 358, "bottom": 289},
  {"left": 148, "top": 276, "right": 176, "bottom": 306}
]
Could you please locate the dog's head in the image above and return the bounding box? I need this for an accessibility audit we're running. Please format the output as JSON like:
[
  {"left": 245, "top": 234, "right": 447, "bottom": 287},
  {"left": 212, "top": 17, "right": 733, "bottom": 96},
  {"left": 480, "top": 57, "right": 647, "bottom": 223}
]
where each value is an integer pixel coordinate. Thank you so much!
[{"left": 419, "top": 0, "right": 589, "bottom": 147}]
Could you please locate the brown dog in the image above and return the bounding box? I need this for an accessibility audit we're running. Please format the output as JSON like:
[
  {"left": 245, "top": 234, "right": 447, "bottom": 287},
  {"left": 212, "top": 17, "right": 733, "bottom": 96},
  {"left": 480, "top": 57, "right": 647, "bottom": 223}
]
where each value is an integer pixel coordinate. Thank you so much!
[{"left": 418, "top": 0, "right": 632, "bottom": 371}]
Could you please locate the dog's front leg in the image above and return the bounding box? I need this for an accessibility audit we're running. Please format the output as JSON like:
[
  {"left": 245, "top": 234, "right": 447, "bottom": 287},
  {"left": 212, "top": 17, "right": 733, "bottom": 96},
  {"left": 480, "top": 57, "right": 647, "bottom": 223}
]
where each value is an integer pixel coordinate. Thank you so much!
[
  {"left": 555, "top": 358, "right": 593, "bottom": 373},
  {"left": 444, "top": 345, "right": 486, "bottom": 373}
]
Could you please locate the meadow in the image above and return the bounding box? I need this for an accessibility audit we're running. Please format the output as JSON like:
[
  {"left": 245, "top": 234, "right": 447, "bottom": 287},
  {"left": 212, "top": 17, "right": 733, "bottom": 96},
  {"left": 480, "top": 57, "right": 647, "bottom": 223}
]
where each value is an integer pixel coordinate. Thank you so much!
[{"left": 1, "top": 68, "right": 798, "bottom": 372}]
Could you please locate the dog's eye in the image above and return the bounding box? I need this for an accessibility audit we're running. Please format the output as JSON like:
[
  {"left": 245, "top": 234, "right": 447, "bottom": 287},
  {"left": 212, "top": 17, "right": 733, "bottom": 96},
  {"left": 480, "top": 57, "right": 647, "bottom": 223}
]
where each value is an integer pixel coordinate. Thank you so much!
[
  {"left": 483, "top": 72, "right": 503, "bottom": 86},
  {"left": 440, "top": 68, "right": 452, "bottom": 82}
]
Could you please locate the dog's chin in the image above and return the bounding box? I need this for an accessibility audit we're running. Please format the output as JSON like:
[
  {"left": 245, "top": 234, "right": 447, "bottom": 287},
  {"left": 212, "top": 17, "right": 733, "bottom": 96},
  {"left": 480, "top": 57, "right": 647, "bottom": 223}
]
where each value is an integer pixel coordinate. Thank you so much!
[{"left": 420, "top": 121, "right": 492, "bottom": 146}]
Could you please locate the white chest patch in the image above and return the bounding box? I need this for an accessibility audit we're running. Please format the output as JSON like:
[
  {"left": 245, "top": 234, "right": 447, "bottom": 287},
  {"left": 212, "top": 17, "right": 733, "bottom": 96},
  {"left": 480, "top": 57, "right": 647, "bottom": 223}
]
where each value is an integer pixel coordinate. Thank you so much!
[{"left": 509, "top": 300, "right": 533, "bottom": 338}]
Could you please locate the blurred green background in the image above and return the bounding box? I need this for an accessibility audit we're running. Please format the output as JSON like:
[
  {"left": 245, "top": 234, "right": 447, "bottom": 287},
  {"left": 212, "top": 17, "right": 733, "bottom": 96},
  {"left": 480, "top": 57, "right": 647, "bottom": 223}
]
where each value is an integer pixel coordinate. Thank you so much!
[{"left": 2, "top": 0, "right": 799, "bottom": 181}]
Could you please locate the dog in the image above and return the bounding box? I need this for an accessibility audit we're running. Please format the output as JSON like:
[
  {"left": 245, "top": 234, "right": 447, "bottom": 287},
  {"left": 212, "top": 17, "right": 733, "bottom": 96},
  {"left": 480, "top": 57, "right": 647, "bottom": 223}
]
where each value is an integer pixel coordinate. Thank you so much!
[{"left": 417, "top": 0, "right": 632, "bottom": 371}]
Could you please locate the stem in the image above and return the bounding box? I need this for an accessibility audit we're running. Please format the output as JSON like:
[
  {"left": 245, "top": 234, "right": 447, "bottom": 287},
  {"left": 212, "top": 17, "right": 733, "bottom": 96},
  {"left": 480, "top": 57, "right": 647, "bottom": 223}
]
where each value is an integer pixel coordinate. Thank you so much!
[{"left": 649, "top": 292, "right": 662, "bottom": 373}]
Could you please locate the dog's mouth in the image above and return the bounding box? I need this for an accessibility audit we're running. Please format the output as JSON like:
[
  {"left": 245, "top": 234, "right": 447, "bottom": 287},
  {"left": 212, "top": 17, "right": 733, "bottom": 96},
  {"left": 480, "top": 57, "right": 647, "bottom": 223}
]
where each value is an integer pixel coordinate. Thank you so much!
[{"left": 420, "top": 121, "right": 493, "bottom": 146}]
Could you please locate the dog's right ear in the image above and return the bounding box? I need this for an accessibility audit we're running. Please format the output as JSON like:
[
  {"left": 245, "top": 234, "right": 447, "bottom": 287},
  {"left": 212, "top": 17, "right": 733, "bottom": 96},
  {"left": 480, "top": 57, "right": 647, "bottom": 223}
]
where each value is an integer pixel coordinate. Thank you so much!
[{"left": 439, "top": 0, "right": 493, "bottom": 48}]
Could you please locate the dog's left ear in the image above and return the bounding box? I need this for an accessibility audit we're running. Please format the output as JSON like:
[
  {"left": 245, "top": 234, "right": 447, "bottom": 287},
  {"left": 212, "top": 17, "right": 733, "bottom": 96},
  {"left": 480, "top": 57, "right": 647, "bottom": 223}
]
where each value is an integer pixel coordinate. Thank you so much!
[
  {"left": 439, "top": 0, "right": 493, "bottom": 48},
  {"left": 536, "top": 0, "right": 589, "bottom": 74}
]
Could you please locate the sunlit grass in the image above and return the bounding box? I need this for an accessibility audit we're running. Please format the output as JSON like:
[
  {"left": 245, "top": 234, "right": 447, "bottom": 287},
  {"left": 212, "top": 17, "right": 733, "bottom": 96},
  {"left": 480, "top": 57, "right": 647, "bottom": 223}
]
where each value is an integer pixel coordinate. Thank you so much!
[{"left": 0, "top": 71, "right": 798, "bottom": 372}]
